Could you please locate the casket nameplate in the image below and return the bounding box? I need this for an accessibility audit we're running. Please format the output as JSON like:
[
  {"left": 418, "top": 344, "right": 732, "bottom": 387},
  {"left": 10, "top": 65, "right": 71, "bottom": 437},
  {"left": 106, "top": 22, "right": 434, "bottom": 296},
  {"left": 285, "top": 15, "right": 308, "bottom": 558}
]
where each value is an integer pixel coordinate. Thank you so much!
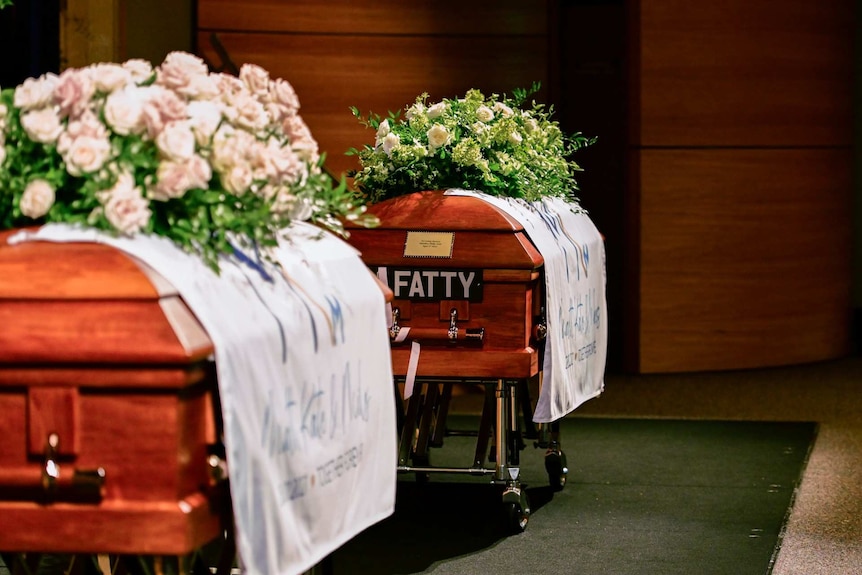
[
  {"left": 377, "top": 266, "right": 483, "bottom": 301},
  {"left": 403, "top": 231, "right": 454, "bottom": 258}
]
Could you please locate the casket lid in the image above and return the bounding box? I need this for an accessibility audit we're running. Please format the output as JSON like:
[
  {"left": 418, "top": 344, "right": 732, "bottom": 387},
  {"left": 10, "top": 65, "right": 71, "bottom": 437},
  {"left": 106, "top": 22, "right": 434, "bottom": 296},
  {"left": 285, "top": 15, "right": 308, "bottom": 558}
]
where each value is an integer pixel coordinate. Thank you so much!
[
  {"left": 0, "top": 229, "right": 213, "bottom": 367},
  {"left": 345, "top": 191, "right": 543, "bottom": 271},
  {"left": 356, "top": 191, "right": 524, "bottom": 232}
]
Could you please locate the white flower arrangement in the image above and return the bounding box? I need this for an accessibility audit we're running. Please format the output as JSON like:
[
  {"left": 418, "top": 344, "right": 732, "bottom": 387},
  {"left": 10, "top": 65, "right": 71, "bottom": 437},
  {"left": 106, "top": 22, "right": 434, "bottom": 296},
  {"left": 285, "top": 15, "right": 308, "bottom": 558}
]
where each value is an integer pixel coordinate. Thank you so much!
[
  {"left": 0, "top": 51, "right": 376, "bottom": 270},
  {"left": 348, "top": 83, "right": 595, "bottom": 204}
]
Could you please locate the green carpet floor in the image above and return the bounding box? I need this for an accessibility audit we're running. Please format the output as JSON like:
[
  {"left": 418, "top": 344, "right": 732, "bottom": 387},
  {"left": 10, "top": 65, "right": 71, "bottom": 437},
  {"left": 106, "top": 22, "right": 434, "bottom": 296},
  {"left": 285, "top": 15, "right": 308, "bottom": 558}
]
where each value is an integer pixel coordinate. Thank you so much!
[{"left": 329, "top": 417, "right": 817, "bottom": 575}]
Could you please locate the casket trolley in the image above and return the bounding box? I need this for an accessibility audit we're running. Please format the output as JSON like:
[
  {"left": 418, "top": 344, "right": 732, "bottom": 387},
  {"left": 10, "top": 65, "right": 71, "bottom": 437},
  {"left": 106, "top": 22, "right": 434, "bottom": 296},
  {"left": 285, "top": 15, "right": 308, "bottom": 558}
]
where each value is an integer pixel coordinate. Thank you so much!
[
  {"left": 0, "top": 231, "right": 236, "bottom": 574},
  {"left": 346, "top": 191, "right": 569, "bottom": 533}
]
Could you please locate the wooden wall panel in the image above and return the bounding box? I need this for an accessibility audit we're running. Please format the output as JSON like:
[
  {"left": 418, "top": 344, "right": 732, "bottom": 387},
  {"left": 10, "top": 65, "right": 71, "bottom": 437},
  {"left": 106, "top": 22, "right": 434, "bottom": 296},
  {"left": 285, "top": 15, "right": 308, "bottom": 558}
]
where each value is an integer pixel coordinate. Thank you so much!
[
  {"left": 639, "top": 149, "right": 852, "bottom": 373},
  {"left": 196, "top": 32, "right": 549, "bottom": 177},
  {"left": 197, "top": 0, "right": 547, "bottom": 35},
  {"left": 637, "top": 0, "right": 854, "bottom": 147}
]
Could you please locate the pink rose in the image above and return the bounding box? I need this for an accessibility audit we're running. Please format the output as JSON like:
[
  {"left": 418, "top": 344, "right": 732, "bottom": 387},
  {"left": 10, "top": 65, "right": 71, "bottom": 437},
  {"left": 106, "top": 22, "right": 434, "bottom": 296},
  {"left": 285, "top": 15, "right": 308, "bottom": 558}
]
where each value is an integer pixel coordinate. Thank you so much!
[
  {"left": 54, "top": 68, "right": 96, "bottom": 118},
  {"left": 240, "top": 63, "right": 270, "bottom": 97},
  {"left": 62, "top": 135, "right": 112, "bottom": 176},
  {"left": 268, "top": 78, "right": 300, "bottom": 120},
  {"left": 20, "top": 179, "right": 55, "bottom": 219},
  {"left": 102, "top": 177, "right": 151, "bottom": 234},
  {"left": 149, "top": 156, "right": 211, "bottom": 201},
  {"left": 282, "top": 115, "right": 319, "bottom": 162},
  {"left": 223, "top": 91, "right": 268, "bottom": 133},
  {"left": 220, "top": 161, "right": 254, "bottom": 195},
  {"left": 141, "top": 86, "right": 188, "bottom": 138},
  {"left": 156, "top": 51, "right": 210, "bottom": 98},
  {"left": 156, "top": 120, "right": 196, "bottom": 161},
  {"left": 211, "top": 127, "right": 253, "bottom": 172},
  {"left": 57, "top": 111, "right": 109, "bottom": 156},
  {"left": 13, "top": 73, "right": 58, "bottom": 111},
  {"left": 89, "top": 63, "right": 133, "bottom": 93},
  {"left": 21, "top": 108, "right": 63, "bottom": 144}
]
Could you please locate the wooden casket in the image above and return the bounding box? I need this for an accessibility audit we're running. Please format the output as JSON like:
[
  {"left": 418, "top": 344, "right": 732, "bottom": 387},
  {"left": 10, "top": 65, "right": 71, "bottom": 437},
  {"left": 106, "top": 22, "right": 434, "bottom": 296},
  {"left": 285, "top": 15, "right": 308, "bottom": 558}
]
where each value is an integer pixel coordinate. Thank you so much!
[
  {"left": 346, "top": 191, "right": 546, "bottom": 380},
  {"left": 0, "top": 230, "right": 226, "bottom": 555},
  {"left": 345, "top": 191, "right": 557, "bottom": 532}
]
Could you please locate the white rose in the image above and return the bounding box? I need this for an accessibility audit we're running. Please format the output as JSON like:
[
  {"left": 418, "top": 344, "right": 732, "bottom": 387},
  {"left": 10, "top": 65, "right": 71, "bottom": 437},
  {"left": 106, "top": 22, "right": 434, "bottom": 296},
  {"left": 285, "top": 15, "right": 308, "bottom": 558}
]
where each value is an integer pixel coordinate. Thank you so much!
[
  {"left": 426, "top": 102, "right": 446, "bottom": 119},
  {"left": 187, "top": 100, "right": 223, "bottom": 146},
  {"left": 20, "top": 179, "right": 55, "bottom": 219},
  {"left": 382, "top": 132, "right": 400, "bottom": 156},
  {"left": 508, "top": 131, "right": 523, "bottom": 146},
  {"left": 122, "top": 59, "right": 154, "bottom": 84},
  {"left": 104, "top": 87, "right": 146, "bottom": 135},
  {"left": 476, "top": 105, "right": 494, "bottom": 122},
  {"left": 0, "top": 103, "right": 7, "bottom": 131},
  {"left": 405, "top": 102, "right": 425, "bottom": 121},
  {"left": 493, "top": 102, "right": 514, "bottom": 117},
  {"left": 375, "top": 119, "right": 390, "bottom": 142},
  {"left": 524, "top": 118, "right": 539, "bottom": 133},
  {"left": 90, "top": 63, "right": 132, "bottom": 93},
  {"left": 185, "top": 73, "right": 221, "bottom": 100},
  {"left": 21, "top": 108, "right": 63, "bottom": 144},
  {"left": 427, "top": 124, "right": 451, "bottom": 149},
  {"left": 13, "top": 73, "right": 58, "bottom": 111},
  {"left": 156, "top": 120, "right": 196, "bottom": 161},
  {"left": 63, "top": 136, "right": 113, "bottom": 176},
  {"left": 103, "top": 185, "right": 151, "bottom": 235}
]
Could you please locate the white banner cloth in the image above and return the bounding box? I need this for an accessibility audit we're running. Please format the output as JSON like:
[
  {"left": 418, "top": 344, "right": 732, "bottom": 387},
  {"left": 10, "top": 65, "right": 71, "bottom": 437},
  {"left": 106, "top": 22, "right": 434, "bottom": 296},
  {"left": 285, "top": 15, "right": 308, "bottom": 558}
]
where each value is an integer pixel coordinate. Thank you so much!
[
  {"left": 9, "top": 223, "right": 397, "bottom": 575},
  {"left": 446, "top": 190, "right": 607, "bottom": 422}
]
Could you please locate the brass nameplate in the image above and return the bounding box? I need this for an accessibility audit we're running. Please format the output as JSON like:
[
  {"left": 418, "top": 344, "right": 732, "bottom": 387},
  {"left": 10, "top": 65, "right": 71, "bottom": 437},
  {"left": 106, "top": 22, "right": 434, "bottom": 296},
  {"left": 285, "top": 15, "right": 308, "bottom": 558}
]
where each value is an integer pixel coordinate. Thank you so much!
[{"left": 403, "top": 231, "right": 454, "bottom": 258}]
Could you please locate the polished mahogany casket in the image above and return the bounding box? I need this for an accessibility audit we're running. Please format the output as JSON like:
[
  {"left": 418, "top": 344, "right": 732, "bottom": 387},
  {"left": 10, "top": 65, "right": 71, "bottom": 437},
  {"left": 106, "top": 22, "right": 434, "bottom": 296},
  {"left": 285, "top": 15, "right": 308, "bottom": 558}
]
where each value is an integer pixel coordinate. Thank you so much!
[
  {"left": 346, "top": 191, "right": 546, "bottom": 380},
  {"left": 0, "top": 230, "right": 226, "bottom": 555}
]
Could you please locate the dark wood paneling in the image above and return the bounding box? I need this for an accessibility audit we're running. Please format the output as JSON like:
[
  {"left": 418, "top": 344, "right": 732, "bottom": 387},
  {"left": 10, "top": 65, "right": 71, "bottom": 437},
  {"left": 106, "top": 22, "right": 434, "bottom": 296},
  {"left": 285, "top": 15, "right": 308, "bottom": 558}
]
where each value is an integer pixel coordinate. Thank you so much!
[
  {"left": 639, "top": 148, "right": 852, "bottom": 372},
  {"left": 637, "top": 0, "right": 854, "bottom": 147},
  {"left": 196, "top": 32, "right": 548, "bottom": 177},
  {"left": 197, "top": 0, "right": 548, "bottom": 35}
]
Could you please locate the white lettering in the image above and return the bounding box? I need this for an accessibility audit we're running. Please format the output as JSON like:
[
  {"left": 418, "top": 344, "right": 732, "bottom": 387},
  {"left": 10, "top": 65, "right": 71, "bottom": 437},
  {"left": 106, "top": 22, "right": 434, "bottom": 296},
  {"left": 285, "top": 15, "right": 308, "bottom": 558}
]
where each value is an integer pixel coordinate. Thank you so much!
[
  {"left": 458, "top": 271, "right": 476, "bottom": 297},
  {"left": 393, "top": 270, "right": 410, "bottom": 297},
  {"left": 440, "top": 271, "right": 457, "bottom": 298},
  {"left": 408, "top": 271, "right": 425, "bottom": 297}
]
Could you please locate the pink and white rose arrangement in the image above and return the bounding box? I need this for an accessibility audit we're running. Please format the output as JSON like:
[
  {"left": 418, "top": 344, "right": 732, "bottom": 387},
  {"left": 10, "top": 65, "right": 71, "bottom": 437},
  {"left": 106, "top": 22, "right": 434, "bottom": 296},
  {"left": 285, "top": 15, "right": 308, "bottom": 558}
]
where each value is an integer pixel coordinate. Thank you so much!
[{"left": 0, "top": 51, "right": 376, "bottom": 269}]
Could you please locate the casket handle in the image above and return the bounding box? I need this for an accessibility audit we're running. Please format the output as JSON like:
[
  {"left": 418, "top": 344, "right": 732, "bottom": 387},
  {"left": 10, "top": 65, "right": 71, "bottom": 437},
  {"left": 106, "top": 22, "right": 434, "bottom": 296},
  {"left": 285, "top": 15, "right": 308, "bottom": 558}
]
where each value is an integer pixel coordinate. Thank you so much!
[
  {"left": 0, "top": 433, "right": 105, "bottom": 503},
  {"left": 388, "top": 306, "right": 485, "bottom": 344}
]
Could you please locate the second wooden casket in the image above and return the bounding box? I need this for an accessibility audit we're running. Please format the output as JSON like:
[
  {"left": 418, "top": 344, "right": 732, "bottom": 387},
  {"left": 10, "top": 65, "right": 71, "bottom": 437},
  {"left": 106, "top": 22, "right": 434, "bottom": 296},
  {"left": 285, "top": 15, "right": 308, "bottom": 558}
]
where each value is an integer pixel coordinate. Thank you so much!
[
  {"left": 0, "top": 230, "right": 226, "bottom": 555},
  {"left": 345, "top": 191, "right": 546, "bottom": 380}
]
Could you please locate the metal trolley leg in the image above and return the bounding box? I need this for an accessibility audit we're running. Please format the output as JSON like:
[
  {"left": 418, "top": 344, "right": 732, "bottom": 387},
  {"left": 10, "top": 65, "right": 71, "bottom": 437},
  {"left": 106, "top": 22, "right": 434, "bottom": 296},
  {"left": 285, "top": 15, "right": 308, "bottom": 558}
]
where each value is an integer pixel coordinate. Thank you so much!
[{"left": 495, "top": 379, "right": 530, "bottom": 533}]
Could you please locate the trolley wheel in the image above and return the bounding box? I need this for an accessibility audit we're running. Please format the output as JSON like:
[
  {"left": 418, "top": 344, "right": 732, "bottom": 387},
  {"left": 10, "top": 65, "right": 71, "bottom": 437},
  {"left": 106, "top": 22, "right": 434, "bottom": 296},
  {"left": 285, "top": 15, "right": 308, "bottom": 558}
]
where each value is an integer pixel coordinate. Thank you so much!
[
  {"left": 501, "top": 488, "right": 530, "bottom": 534},
  {"left": 545, "top": 447, "right": 568, "bottom": 491},
  {"left": 502, "top": 501, "right": 530, "bottom": 534}
]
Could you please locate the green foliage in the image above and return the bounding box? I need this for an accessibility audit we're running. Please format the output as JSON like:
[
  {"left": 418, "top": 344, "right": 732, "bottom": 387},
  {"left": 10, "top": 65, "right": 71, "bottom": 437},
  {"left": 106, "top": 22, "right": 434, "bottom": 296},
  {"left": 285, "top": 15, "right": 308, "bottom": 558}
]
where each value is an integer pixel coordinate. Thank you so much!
[{"left": 347, "top": 83, "right": 595, "bottom": 204}]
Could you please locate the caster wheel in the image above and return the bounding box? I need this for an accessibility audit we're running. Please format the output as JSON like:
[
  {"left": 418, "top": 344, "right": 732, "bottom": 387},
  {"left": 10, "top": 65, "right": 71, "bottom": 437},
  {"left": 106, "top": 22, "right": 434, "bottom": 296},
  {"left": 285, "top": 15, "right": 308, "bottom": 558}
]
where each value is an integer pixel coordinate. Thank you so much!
[
  {"left": 501, "top": 487, "right": 530, "bottom": 534},
  {"left": 503, "top": 501, "right": 530, "bottom": 534},
  {"left": 545, "top": 447, "right": 568, "bottom": 491}
]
